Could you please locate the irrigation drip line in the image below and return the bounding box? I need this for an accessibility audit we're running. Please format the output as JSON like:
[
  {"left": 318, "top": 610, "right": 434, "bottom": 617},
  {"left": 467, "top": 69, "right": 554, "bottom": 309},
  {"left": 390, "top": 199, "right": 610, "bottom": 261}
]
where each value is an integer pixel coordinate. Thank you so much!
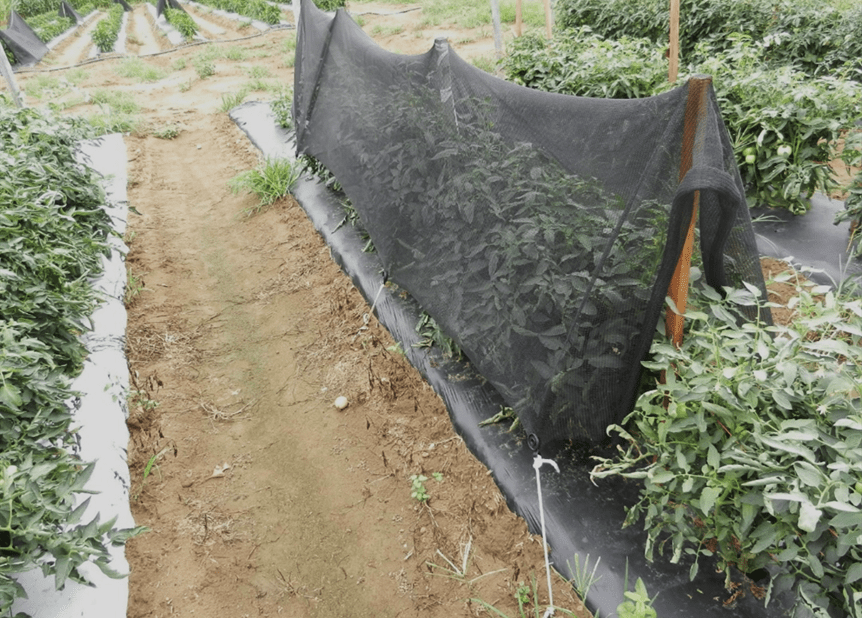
[{"left": 12, "top": 20, "right": 293, "bottom": 74}]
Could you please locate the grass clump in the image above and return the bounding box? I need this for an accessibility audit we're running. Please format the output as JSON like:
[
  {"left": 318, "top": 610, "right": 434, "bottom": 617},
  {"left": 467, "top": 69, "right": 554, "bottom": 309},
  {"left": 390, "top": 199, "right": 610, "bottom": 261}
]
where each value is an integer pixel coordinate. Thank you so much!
[
  {"left": 152, "top": 123, "right": 181, "bottom": 139},
  {"left": 222, "top": 45, "right": 249, "bottom": 61},
  {"left": 115, "top": 57, "right": 168, "bottom": 83},
  {"left": 87, "top": 89, "right": 141, "bottom": 134},
  {"left": 229, "top": 157, "right": 302, "bottom": 214},
  {"left": 193, "top": 53, "right": 216, "bottom": 79},
  {"left": 219, "top": 88, "right": 249, "bottom": 112}
]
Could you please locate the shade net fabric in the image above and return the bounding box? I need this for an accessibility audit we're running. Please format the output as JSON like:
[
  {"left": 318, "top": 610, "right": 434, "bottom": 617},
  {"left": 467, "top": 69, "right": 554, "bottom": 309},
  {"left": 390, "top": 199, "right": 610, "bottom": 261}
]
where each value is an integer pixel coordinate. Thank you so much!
[
  {"left": 0, "top": 11, "right": 49, "bottom": 67},
  {"left": 293, "top": 0, "right": 768, "bottom": 449}
]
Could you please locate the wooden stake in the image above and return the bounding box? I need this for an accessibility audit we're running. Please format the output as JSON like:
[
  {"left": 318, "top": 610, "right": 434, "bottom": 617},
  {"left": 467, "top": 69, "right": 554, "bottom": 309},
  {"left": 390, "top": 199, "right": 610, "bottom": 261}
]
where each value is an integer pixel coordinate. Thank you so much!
[
  {"left": 0, "top": 44, "right": 23, "bottom": 109},
  {"left": 490, "top": 0, "right": 503, "bottom": 61},
  {"left": 669, "top": 0, "right": 680, "bottom": 82},
  {"left": 665, "top": 76, "right": 711, "bottom": 348},
  {"left": 515, "top": 0, "right": 522, "bottom": 37},
  {"left": 543, "top": 0, "right": 553, "bottom": 39}
]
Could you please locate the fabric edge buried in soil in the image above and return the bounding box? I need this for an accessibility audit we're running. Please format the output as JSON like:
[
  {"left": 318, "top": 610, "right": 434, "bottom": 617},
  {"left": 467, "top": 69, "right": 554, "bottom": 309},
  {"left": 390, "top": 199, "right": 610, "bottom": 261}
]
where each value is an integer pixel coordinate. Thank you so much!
[{"left": 230, "top": 101, "right": 790, "bottom": 618}]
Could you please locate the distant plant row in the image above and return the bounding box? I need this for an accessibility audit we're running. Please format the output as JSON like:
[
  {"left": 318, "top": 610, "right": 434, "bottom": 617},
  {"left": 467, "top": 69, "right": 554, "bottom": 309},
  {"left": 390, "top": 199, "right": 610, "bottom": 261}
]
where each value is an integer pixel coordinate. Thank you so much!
[
  {"left": 503, "top": 0, "right": 862, "bottom": 215},
  {"left": 189, "top": 0, "right": 282, "bottom": 25},
  {"left": 555, "top": 0, "right": 862, "bottom": 78}
]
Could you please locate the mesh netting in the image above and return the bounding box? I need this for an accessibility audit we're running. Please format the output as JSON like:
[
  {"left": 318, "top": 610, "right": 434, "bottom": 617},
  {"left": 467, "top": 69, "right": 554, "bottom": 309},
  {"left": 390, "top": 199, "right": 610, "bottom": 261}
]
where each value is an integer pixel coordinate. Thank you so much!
[
  {"left": 293, "top": 0, "right": 767, "bottom": 449},
  {"left": 0, "top": 11, "right": 49, "bottom": 67}
]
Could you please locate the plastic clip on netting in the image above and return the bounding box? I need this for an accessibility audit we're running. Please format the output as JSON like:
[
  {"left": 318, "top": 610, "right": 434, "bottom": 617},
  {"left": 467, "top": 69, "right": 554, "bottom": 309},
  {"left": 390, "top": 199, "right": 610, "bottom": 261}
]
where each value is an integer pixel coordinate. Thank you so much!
[{"left": 292, "top": 0, "right": 767, "bottom": 451}]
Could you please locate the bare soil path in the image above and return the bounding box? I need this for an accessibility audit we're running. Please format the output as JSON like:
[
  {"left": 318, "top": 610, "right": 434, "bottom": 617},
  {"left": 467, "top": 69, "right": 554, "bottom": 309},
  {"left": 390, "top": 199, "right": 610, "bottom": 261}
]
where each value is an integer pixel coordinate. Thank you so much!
[
  {"left": 127, "top": 7, "right": 164, "bottom": 56},
  {"left": 9, "top": 4, "right": 593, "bottom": 618}
]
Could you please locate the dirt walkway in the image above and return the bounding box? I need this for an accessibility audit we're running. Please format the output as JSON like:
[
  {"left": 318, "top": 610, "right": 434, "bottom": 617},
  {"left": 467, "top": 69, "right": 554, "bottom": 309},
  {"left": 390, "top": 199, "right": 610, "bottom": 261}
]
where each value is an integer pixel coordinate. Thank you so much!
[{"left": 127, "top": 7, "right": 163, "bottom": 56}]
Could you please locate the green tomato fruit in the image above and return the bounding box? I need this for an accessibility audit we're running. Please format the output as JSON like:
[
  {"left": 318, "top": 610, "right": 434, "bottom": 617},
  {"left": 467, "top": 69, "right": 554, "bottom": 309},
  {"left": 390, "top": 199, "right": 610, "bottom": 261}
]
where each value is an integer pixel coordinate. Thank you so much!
[
  {"left": 855, "top": 481, "right": 862, "bottom": 494},
  {"left": 745, "top": 153, "right": 757, "bottom": 165},
  {"left": 743, "top": 146, "right": 756, "bottom": 157},
  {"left": 777, "top": 144, "right": 792, "bottom": 157}
]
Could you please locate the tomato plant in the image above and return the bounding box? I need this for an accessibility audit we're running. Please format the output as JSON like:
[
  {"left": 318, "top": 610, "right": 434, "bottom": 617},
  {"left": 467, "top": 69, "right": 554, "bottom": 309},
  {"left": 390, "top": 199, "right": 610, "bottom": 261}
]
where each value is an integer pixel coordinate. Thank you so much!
[
  {"left": 593, "top": 278, "right": 862, "bottom": 617},
  {"left": 0, "top": 105, "right": 142, "bottom": 616}
]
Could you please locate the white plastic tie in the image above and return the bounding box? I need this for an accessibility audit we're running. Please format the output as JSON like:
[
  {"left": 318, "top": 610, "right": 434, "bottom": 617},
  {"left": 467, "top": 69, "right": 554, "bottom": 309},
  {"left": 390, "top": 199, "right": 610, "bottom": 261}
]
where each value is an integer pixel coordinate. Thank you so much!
[{"left": 534, "top": 455, "right": 559, "bottom": 617}]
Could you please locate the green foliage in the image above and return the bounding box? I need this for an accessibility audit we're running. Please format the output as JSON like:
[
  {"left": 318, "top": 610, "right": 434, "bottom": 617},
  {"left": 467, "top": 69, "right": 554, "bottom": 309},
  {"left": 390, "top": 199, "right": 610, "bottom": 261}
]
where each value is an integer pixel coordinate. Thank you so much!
[
  {"left": 592, "top": 279, "right": 862, "bottom": 617},
  {"left": 164, "top": 7, "right": 197, "bottom": 39},
  {"left": 270, "top": 87, "right": 293, "bottom": 129},
  {"left": 554, "top": 0, "right": 862, "bottom": 76},
  {"left": 90, "top": 4, "right": 124, "bottom": 54},
  {"left": 503, "top": 28, "right": 861, "bottom": 214},
  {"left": 87, "top": 89, "right": 141, "bottom": 135},
  {"left": 835, "top": 170, "right": 862, "bottom": 258},
  {"left": 12, "top": 0, "right": 61, "bottom": 17},
  {"left": 192, "top": 49, "right": 215, "bottom": 78},
  {"left": 693, "top": 35, "right": 862, "bottom": 213},
  {"left": 26, "top": 11, "right": 74, "bottom": 42},
  {"left": 313, "top": 0, "right": 346, "bottom": 10},
  {"left": 297, "top": 153, "right": 341, "bottom": 192},
  {"left": 409, "top": 474, "right": 429, "bottom": 502},
  {"left": 190, "top": 0, "right": 281, "bottom": 24},
  {"left": 834, "top": 132, "right": 862, "bottom": 257},
  {"left": 228, "top": 157, "right": 302, "bottom": 214},
  {"left": 0, "top": 105, "right": 142, "bottom": 615},
  {"left": 414, "top": 311, "right": 464, "bottom": 361},
  {"left": 554, "top": 0, "right": 668, "bottom": 48},
  {"left": 2, "top": 39, "right": 14, "bottom": 66},
  {"left": 218, "top": 87, "right": 248, "bottom": 112},
  {"left": 114, "top": 57, "right": 168, "bottom": 82},
  {"left": 618, "top": 577, "right": 658, "bottom": 618},
  {"left": 90, "top": 88, "right": 138, "bottom": 113},
  {"left": 151, "top": 123, "right": 180, "bottom": 139},
  {"left": 567, "top": 553, "right": 602, "bottom": 599},
  {"left": 471, "top": 574, "right": 580, "bottom": 617},
  {"left": 338, "top": 81, "right": 669, "bottom": 434},
  {"left": 504, "top": 29, "right": 670, "bottom": 99}
]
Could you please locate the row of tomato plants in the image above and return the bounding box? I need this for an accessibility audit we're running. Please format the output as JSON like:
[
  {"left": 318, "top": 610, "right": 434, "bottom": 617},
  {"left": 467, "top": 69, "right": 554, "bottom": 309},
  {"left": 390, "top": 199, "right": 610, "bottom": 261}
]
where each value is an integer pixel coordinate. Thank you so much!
[
  {"left": 187, "top": 0, "right": 282, "bottom": 25},
  {"left": 0, "top": 101, "right": 141, "bottom": 614},
  {"left": 502, "top": 2, "right": 862, "bottom": 614},
  {"left": 504, "top": 0, "right": 862, "bottom": 216}
]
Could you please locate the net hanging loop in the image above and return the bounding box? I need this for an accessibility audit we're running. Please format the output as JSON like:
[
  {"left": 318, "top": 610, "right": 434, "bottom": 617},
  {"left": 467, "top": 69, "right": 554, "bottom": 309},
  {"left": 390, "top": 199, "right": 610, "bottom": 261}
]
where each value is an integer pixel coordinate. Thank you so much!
[{"left": 533, "top": 455, "right": 560, "bottom": 617}]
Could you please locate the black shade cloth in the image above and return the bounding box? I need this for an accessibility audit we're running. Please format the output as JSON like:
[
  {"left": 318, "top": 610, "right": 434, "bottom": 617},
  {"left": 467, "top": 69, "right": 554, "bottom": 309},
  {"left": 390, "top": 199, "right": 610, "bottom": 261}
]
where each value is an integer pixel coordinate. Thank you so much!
[
  {"left": 0, "top": 11, "right": 49, "bottom": 67},
  {"left": 231, "top": 99, "right": 793, "bottom": 618},
  {"left": 292, "top": 0, "right": 767, "bottom": 451},
  {"left": 58, "top": 1, "right": 83, "bottom": 24}
]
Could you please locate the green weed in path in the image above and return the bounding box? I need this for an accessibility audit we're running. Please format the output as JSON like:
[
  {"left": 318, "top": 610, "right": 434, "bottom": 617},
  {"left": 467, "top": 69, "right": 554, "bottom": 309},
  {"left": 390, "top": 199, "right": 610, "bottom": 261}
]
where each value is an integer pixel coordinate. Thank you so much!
[
  {"left": 115, "top": 57, "right": 168, "bottom": 83},
  {"left": 87, "top": 88, "right": 142, "bottom": 134},
  {"left": 229, "top": 157, "right": 303, "bottom": 214}
]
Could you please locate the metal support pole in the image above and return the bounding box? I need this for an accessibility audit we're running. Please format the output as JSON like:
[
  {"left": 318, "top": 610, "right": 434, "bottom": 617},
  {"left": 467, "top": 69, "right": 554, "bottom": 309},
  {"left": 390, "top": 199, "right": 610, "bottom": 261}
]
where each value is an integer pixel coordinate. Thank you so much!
[
  {"left": 490, "top": 0, "right": 503, "bottom": 61},
  {"left": 0, "top": 44, "right": 23, "bottom": 109}
]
